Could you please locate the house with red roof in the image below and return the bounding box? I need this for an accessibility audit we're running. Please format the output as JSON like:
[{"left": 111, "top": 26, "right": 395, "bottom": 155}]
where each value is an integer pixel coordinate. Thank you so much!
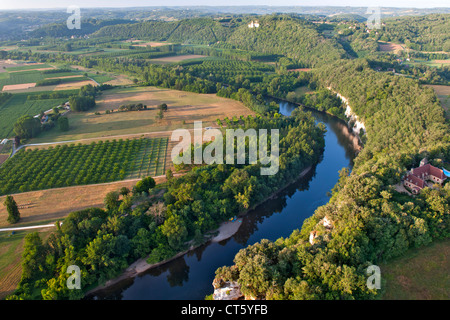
[{"left": 403, "top": 159, "right": 447, "bottom": 194}]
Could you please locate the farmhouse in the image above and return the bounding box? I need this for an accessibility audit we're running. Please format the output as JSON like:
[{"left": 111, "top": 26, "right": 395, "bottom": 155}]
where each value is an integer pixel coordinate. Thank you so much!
[{"left": 403, "top": 159, "right": 447, "bottom": 194}]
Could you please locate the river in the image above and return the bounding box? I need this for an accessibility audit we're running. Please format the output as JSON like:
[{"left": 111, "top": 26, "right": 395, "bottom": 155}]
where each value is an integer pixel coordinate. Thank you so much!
[{"left": 89, "top": 101, "right": 359, "bottom": 300}]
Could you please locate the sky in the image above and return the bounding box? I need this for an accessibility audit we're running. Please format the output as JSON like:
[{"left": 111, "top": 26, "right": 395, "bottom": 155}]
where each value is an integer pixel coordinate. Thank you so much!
[{"left": 0, "top": 0, "right": 448, "bottom": 10}]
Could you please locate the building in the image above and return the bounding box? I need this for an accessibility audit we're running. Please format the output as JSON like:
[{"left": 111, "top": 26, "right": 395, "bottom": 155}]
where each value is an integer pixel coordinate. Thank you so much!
[
  {"left": 403, "top": 159, "right": 447, "bottom": 194},
  {"left": 248, "top": 20, "right": 260, "bottom": 28}
]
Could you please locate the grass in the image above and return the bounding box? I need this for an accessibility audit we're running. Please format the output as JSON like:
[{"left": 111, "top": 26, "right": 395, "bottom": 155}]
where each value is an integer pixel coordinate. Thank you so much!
[
  {"left": 30, "top": 86, "right": 254, "bottom": 143},
  {"left": 380, "top": 239, "right": 450, "bottom": 300}
]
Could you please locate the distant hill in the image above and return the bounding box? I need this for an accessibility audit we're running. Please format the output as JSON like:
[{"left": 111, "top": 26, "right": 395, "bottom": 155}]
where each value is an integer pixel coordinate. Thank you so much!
[
  {"left": 93, "top": 18, "right": 235, "bottom": 44},
  {"left": 224, "top": 15, "right": 347, "bottom": 67},
  {"left": 93, "top": 14, "right": 347, "bottom": 67},
  {"left": 29, "top": 19, "right": 137, "bottom": 38}
]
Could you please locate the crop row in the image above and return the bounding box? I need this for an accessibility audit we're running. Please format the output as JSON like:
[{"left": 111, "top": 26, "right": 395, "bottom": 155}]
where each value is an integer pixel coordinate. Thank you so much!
[{"left": 0, "top": 137, "right": 168, "bottom": 195}]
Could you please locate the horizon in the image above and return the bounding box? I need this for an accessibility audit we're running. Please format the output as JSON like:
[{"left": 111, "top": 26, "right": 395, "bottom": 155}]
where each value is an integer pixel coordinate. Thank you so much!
[{"left": 1, "top": 1, "right": 449, "bottom": 10}]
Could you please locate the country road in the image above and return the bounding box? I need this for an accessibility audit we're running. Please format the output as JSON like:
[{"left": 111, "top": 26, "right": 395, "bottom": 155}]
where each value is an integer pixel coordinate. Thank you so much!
[{"left": 0, "top": 223, "right": 56, "bottom": 232}]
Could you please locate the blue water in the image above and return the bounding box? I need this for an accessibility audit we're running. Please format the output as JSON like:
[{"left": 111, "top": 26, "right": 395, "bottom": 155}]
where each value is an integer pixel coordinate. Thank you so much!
[{"left": 91, "top": 102, "right": 358, "bottom": 300}]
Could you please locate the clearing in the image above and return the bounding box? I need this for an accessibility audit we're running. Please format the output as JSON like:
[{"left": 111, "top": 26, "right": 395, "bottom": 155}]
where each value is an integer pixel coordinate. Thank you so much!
[
  {"left": 380, "top": 239, "right": 450, "bottom": 300},
  {"left": 425, "top": 84, "right": 450, "bottom": 119},
  {"left": 378, "top": 41, "right": 405, "bottom": 53}
]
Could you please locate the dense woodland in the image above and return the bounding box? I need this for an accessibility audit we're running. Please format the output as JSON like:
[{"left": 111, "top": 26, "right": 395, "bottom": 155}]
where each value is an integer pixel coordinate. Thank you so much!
[{"left": 214, "top": 59, "right": 450, "bottom": 300}]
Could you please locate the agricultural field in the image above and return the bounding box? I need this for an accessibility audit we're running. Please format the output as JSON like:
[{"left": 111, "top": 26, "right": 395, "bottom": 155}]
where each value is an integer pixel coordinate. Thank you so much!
[
  {"left": 0, "top": 229, "right": 54, "bottom": 300},
  {"left": 0, "top": 137, "right": 168, "bottom": 196},
  {"left": 30, "top": 86, "right": 254, "bottom": 143},
  {"left": 425, "top": 84, "right": 450, "bottom": 119},
  {"left": 0, "top": 93, "right": 70, "bottom": 138},
  {"left": 0, "top": 61, "right": 116, "bottom": 92},
  {"left": 408, "top": 58, "right": 450, "bottom": 68}
]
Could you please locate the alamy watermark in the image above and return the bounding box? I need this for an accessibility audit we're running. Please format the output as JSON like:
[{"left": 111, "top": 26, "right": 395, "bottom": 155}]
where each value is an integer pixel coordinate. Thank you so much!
[
  {"left": 66, "top": 265, "right": 81, "bottom": 289},
  {"left": 366, "top": 7, "right": 381, "bottom": 30},
  {"left": 366, "top": 265, "right": 381, "bottom": 290},
  {"left": 171, "top": 121, "right": 279, "bottom": 175},
  {"left": 67, "top": 6, "right": 81, "bottom": 30}
]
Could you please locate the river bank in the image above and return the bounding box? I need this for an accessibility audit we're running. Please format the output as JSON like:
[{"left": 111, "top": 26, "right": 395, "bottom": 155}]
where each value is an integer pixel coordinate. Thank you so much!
[{"left": 86, "top": 165, "right": 314, "bottom": 297}]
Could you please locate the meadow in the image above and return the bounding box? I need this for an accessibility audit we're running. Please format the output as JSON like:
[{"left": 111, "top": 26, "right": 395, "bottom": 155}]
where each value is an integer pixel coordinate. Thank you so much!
[
  {"left": 0, "top": 137, "right": 168, "bottom": 196},
  {"left": 380, "top": 239, "right": 450, "bottom": 299}
]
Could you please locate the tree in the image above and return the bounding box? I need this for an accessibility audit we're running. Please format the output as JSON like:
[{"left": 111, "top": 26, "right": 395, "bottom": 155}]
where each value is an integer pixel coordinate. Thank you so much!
[
  {"left": 158, "top": 103, "right": 168, "bottom": 112},
  {"left": 104, "top": 191, "right": 120, "bottom": 212},
  {"left": 134, "top": 176, "right": 156, "bottom": 194},
  {"left": 58, "top": 116, "right": 69, "bottom": 132},
  {"left": 161, "top": 214, "right": 188, "bottom": 249},
  {"left": 4, "top": 195, "right": 20, "bottom": 224},
  {"left": 20, "top": 232, "right": 45, "bottom": 283},
  {"left": 119, "top": 187, "right": 130, "bottom": 197},
  {"left": 13, "top": 115, "right": 41, "bottom": 139},
  {"left": 166, "top": 169, "right": 174, "bottom": 182}
]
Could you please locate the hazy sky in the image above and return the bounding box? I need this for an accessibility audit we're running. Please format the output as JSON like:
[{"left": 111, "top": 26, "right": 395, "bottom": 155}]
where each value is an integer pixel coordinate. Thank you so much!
[{"left": 0, "top": 0, "right": 448, "bottom": 10}]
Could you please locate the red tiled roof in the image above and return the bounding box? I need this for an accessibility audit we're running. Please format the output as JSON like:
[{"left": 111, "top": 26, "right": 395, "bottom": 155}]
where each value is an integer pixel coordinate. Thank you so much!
[
  {"left": 405, "top": 174, "right": 425, "bottom": 188},
  {"left": 412, "top": 164, "right": 445, "bottom": 180}
]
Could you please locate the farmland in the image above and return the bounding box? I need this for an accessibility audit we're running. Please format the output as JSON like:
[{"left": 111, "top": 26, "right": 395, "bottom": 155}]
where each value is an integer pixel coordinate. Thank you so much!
[
  {"left": 0, "top": 93, "right": 70, "bottom": 138},
  {"left": 0, "top": 137, "right": 168, "bottom": 196},
  {"left": 30, "top": 86, "right": 254, "bottom": 143}
]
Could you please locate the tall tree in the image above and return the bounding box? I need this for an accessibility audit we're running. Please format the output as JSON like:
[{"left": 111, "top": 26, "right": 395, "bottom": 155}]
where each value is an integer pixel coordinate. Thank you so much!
[{"left": 4, "top": 195, "right": 20, "bottom": 224}]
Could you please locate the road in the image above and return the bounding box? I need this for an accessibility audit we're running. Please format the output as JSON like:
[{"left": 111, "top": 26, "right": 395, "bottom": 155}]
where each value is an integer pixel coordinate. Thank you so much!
[{"left": 0, "top": 223, "right": 56, "bottom": 232}]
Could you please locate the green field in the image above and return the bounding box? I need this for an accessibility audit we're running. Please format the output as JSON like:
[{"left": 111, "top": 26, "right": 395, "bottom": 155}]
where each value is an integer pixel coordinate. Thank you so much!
[
  {"left": 0, "top": 93, "right": 69, "bottom": 138},
  {"left": 4, "top": 63, "right": 53, "bottom": 72},
  {"left": 380, "top": 239, "right": 450, "bottom": 300},
  {"left": 0, "top": 137, "right": 168, "bottom": 195}
]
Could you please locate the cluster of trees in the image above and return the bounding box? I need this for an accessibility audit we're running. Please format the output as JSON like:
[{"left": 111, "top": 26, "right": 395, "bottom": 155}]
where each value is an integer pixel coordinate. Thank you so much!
[
  {"left": 35, "top": 78, "right": 62, "bottom": 87},
  {"left": 293, "top": 88, "right": 345, "bottom": 120},
  {"left": 366, "top": 53, "right": 450, "bottom": 85},
  {"left": 69, "top": 84, "right": 96, "bottom": 112},
  {"left": 117, "top": 103, "right": 147, "bottom": 112},
  {"left": 27, "top": 91, "right": 73, "bottom": 100},
  {"left": 13, "top": 115, "right": 42, "bottom": 140},
  {"left": 214, "top": 58, "right": 450, "bottom": 300}
]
